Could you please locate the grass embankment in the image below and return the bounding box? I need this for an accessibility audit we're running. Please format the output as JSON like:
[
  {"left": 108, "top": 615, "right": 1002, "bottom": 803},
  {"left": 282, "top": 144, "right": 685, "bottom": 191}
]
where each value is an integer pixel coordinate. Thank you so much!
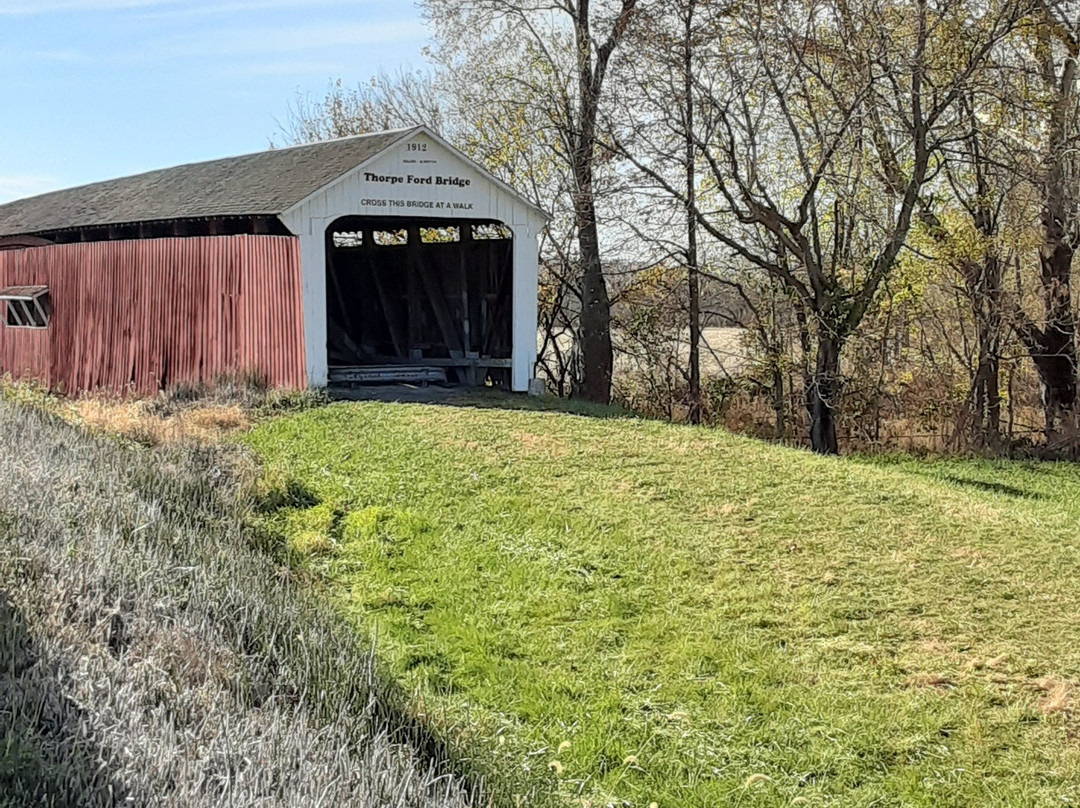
[
  {"left": 246, "top": 400, "right": 1080, "bottom": 807},
  {"left": 0, "top": 400, "right": 481, "bottom": 808}
]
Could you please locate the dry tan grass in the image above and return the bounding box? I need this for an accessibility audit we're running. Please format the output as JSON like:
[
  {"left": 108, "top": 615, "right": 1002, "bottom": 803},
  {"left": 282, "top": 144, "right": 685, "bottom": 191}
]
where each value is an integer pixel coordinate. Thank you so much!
[
  {"left": 896, "top": 650, "right": 1080, "bottom": 716},
  {"left": 0, "top": 374, "right": 323, "bottom": 448},
  {"left": 964, "top": 653, "right": 1010, "bottom": 672},
  {"left": 910, "top": 637, "right": 958, "bottom": 659},
  {"left": 1035, "top": 677, "right": 1075, "bottom": 716},
  {"left": 446, "top": 438, "right": 483, "bottom": 452},
  {"left": 940, "top": 499, "right": 1005, "bottom": 525},
  {"left": 949, "top": 546, "right": 987, "bottom": 565},
  {"left": 512, "top": 430, "right": 569, "bottom": 459},
  {"left": 704, "top": 502, "right": 740, "bottom": 518},
  {"left": 903, "top": 673, "right": 955, "bottom": 689},
  {"left": 72, "top": 398, "right": 252, "bottom": 445}
]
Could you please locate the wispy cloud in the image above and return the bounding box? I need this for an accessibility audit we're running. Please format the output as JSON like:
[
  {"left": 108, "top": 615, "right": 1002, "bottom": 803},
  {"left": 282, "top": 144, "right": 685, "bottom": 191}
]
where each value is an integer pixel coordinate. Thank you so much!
[
  {"left": 161, "top": 19, "right": 428, "bottom": 59},
  {"left": 0, "top": 0, "right": 179, "bottom": 13},
  {"left": 0, "top": 0, "right": 429, "bottom": 195},
  {"left": 0, "top": 7, "right": 428, "bottom": 73},
  {"left": 222, "top": 59, "right": 345, "bottom": 78},
  {"left": 0, "top": 49, "right": 85, "bottom": 65},
  {"left": 0, "top": 175, "right": 61, "bottom": 203},
  {"left": 131, "top": 0, "right": 353, "bottom": 21},
  {"left": 0, "top": 0, "right": 385, "bottom": 16}
]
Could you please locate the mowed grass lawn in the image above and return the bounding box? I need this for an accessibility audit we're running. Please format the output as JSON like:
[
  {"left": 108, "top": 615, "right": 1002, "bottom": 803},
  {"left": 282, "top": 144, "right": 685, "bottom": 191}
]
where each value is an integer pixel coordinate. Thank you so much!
[{"left": 245, "top": 399, "right": 1080, "bottom": 807}]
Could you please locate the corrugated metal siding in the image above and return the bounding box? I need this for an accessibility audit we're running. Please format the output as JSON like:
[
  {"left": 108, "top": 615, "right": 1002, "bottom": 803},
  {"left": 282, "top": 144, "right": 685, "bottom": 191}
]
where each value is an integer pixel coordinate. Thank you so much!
[{"left": 0, "top": 235, "right": 306, "bottom": 395}]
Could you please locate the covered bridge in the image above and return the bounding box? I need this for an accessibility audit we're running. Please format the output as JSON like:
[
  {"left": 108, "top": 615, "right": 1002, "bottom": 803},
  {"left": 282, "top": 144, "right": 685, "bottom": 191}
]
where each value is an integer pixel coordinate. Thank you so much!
[{"left": 0, "top": 126, "right": 546, "bottom": 395}]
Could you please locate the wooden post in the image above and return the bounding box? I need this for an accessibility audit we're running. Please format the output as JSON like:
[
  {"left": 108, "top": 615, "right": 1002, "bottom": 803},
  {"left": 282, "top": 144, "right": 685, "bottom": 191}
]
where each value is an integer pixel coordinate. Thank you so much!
[{"left": 406, "top": 226, "right": 422, "bottom": 358}]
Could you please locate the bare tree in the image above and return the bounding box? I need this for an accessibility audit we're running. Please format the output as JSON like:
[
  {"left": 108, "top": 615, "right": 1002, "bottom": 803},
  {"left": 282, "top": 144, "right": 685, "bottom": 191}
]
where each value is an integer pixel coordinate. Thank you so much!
[
  {"left": 919, "top": 86, "right": 1026, "bottom": 449},
  {"left": 616, "top": 0, "right": 1026, "bottom": 453},
  {"left": 275, "top": 71, "right": 445, "bottom": 146},
  {"left": 611, "top": 0, "right": 708, "bottom": 421}
]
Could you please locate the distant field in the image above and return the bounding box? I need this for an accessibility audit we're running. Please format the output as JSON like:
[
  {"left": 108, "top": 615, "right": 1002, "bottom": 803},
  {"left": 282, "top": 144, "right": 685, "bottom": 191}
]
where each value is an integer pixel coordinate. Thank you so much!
[
  {"left": 544, "top": 326, "right": 750, "bottom": 377},
  {"left": 693, "top": 326, "right": 749, "bottom": 376},
  {"left": 246, "top": 399, "right": 1080, "bottom": 807}
]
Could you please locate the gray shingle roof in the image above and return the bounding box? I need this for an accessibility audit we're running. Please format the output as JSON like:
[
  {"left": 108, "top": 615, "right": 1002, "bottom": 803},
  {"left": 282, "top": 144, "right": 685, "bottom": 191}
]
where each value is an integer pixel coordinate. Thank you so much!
[{"left": 0, "top": 128, "right": 417, "bottom": 237}]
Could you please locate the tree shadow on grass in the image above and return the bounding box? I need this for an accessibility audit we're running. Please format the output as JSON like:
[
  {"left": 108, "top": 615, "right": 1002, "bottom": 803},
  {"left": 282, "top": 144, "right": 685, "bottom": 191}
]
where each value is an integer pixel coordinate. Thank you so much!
[
  {"left": 0, "top": 593, "right": 135, "bottom": 808},
  {"left": 329, "top": 384, "right": 635, "bottom": 419},
  {"left": 936, "top": 475, "right": 1044, "bottom": 500},
  {"left": 847, "top": 452, "right": 1059, "bottom": 502},
  {"left": 856, "top": 457, "right": 1047, "bottom": 500}
]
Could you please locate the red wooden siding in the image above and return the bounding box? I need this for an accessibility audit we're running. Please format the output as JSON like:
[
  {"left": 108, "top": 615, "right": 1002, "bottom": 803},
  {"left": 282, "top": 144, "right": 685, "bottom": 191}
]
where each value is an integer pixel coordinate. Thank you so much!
[{"left": 0, "top": 235, "right": 306, "bottom": 395}]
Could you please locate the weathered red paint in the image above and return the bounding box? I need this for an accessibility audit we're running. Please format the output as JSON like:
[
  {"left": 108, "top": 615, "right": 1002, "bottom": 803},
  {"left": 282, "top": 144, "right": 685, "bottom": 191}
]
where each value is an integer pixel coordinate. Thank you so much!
[{"left": 0, "top": 234, "right": 306, "bottom": 396}]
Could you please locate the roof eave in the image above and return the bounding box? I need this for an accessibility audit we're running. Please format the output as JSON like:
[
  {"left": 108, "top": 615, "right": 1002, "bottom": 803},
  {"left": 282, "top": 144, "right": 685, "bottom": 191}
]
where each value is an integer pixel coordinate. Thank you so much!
[{"left": 2, "top": 212, "right": 286, "bottom": 240}]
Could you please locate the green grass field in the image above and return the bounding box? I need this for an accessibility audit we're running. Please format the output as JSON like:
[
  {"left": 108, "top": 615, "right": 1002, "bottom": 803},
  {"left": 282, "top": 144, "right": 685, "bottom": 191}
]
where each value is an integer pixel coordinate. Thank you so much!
[{"left": 245, "top": 398, "right": 1080, "bottom": 807}]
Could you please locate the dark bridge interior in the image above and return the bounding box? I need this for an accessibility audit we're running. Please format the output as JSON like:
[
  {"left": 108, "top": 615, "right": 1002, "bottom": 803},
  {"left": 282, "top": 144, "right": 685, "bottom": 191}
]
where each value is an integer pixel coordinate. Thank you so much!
[{"left": 325, "top": 216, "right": 514, "bottom": 386}]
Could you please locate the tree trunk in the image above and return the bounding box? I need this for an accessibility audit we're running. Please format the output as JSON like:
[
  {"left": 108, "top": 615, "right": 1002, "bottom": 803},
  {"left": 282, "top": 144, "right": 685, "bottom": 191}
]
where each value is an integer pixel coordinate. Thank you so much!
[
  {"left": 1033, "top": 353, "right": 1077, "bottom": 439},
  {"left": 1017, "top": 244, "right": 1079, "bottom": 441},
  {"left": 1034, "top": 241, "right": 1078, "bottom": 436},
  {"left": 972, "top": 352, "right": 1001, "bottom": 444},
  {"left": 772, "top": 359, "right": 785, "bottom": 440},
  {"left": 966, "top": 252, "right": 1003, "bottom": 447},
  {"left": 1026, "top": 36, "right": 1078, "bottom": 440},
  {"left": 805, "top": 334, "right": 842, "bottom": 455},
  {"left": 576, "top": 208, "right": 614, "bottom": 403},
  {"left": 687, "top": 247, "right": 701, "bottom": 422},
  {"left": 972, "top": 352, "right": 1001, "bottom": 446},
  {"left": 569, "top": 2, "right": 619, "bottom": 405},
  {"left": 684, "top": 1, "right": 701, "bottom": 424}
]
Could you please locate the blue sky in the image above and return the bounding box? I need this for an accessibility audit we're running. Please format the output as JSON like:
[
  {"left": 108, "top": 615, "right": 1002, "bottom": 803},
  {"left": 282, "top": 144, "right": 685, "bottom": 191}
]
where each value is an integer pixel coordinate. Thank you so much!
[{"left": 0, "top": 0, "right": 430, "bottom": 202}]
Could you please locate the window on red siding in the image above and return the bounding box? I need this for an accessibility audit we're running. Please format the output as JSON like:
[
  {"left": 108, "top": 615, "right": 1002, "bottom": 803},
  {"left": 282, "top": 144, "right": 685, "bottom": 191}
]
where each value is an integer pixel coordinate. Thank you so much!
[{"left": 0, "top": 286, "right": 50, "bottom": 329}]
